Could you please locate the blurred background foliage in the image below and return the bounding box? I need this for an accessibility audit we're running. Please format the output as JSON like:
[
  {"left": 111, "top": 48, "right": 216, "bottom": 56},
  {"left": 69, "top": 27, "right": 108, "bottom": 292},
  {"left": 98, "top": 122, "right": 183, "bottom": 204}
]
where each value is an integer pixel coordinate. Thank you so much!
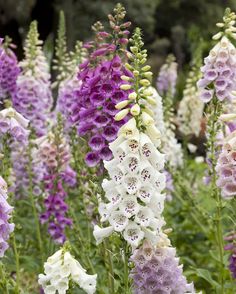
[{"left": 1, "top": 0, "right": 236, "bottom": 75}]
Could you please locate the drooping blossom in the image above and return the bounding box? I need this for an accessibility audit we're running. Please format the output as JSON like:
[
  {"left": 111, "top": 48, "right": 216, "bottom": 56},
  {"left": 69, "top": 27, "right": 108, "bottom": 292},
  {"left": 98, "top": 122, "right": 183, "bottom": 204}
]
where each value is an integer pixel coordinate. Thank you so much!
[
  {"left": 38, "top": 124, "right": 76, "bottom": 244},
  {"left": 10, "top": 142, "right": 45, "bottom": 198},
  {"left": 94, "top": 118, "right": 166, "bottom": 248},
  {"left": 156, "top": 54, "right": 178, "bottom": 97},
  {"left": 56, "top": 73, "right": 82, "bottom": 129},
  {"left": 0, "top": 106, "right": 29, "bottom": 143},
  {"left": 38, "top": 248, "right": 97, "bottom": 294},
  {"left": 151, "top": 86, "right": 183, "bottom": 169},
  {"left": 224, "top": 231, "right": 236, "bottom": 279},
  {"left": 197, "top": 9, "right": 236, "bottom": 103},
  {"left": 216, "top": 129, "right": 236, "bottom": 199},
  {"left": 12, "top": 21, "right": 53, "bottom": 137},
  {"left": 164, "top": 170, "right": 174, "bottom": 201},
  {"left": 177, "top": 67, "right": 204, "bottom": 137},
  {"left": 0, "top": 38, "right": 20, "bottom": 101},
  {"left": 54, "top": 12, "right": 86, "bottom": 128},
  {"left": 0, "top": 176, "right": 14, "bottom": 257},
  {"left": 130, "top": 240, "right": 197, "bottom": 294},
  {"left": 68, "top": 5, "right": 131, "bottom": 167}
]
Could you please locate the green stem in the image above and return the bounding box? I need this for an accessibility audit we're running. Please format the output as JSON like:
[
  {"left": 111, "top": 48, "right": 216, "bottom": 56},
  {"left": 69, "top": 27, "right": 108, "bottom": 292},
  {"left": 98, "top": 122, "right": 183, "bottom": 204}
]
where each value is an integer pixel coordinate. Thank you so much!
[
  {"left": 27, "top": 144, "right": 44, "bottom": 267},
  {"left": 208, "top": 98, "right": 225, "bottom": 293},
  {"left": 12, "top": 233, "right": 20, "bottom": 294},
  {"left": 103, "top": 240, "right": 115, "bottom": 294},
  {"left": 0, "top": 263, "right": 9, "bottom": 294},
  {"left": 123, "top": 242, "right": 130, "bottom": 293}
]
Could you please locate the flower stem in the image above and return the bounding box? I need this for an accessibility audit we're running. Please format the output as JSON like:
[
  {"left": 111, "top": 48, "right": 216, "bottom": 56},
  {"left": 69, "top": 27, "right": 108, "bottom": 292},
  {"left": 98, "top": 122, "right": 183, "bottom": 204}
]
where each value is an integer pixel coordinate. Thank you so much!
[
  {"left": 27, "top": 141, "right": 44, "bottom": 267},
  {"left": 207, "top": 98, "right": 225, "bottom": 292},
  {"left": 104, "top": 240, "right": 115, "bottom": 294},
  {"left": 12, "top": 233, "right": 20, "bottom": 294},
  {"left": 123, "top": 241, "right": 130, "bottom": 293}
]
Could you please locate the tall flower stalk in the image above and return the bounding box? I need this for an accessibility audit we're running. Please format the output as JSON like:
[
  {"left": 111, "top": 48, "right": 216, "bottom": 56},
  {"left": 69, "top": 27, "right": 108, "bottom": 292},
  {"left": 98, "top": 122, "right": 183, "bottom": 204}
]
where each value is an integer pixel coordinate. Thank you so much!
[
  {"left": 94, "top": 28, "right": 197, "bottom": 293},
  {"left": 197, "top": 8, "right": 236, "bottom": 291}
]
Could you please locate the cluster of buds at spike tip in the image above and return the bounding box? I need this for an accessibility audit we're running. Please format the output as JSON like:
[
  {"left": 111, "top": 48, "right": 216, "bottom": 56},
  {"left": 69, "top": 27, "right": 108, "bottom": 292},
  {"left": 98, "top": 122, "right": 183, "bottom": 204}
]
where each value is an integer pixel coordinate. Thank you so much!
[
  {"left": 213, "top": 8, "right": 236, "bottom": 41},
  {"left": 156, "top": 54, "right": 178, "bottom": 98},
  {"left": 197, "top": 8, "right": 236, "bottom": 103},
  {"left": 177, "top": 61, "right": 204, "bottom": 137},
  {"left": 115, "top": 28, "right": 162, "bottom": 145},
  {"left": 12, "top": 21, "right": 53, "bottom": 137}
]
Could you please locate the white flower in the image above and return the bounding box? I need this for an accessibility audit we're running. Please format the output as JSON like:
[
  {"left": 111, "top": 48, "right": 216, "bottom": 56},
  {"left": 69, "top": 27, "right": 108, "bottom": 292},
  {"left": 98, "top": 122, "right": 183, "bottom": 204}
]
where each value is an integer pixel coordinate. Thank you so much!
[
  {"left": 93, "top": 225, "right": 114, "bottom": 245},
  {"left": 39, "top": 249, "right": 97, "bottom": 294},
  {"left": 95, "top": 118, "right": 167, "bottom": 248},
  {"left": 123, "top": 221, "right": 145, "bottom": 247},
  {"left": 109, "top": 211, "right": 129, "bottom": 232},
  {"left": 119, "top": 195, "right": 140, "bottom": 218}
]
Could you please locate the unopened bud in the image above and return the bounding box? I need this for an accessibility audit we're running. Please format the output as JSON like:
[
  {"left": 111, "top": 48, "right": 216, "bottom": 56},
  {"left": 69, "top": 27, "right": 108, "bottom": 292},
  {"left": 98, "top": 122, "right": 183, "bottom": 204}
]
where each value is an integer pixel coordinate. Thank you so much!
[
  {"left": 115, "top": 109, "right": 129, "bottom": 121},
  {"left": 130, "top": 104, "right": 140, "bottom": 116},
  {"left": 115, "top": 100, "right": 129, "bottom": 110},
  {"left": 128, "top": 92, "right": 137, "bottom": 100},
  {"left": 120, "top": 84, "right": 131, "bottom": 90}
]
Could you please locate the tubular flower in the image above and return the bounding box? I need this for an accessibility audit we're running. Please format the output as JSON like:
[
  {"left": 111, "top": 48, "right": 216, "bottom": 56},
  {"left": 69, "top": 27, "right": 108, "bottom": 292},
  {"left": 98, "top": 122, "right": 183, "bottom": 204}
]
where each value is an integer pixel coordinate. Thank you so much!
[
  {"left": 38, "top": 121, "right": 76, "bottom": 244},
  {"left": 69, "top": 5, "right": 132, "bottom": 167},
  {"left": 0, "top": 176, "right": 14, "bottom": 257},
  {"left": 224, "top": 231, "right": 236, "bottom": 279},
  {"left": 197, "top": 9, "right": 236, "bottom": 103},
  {"left": 156, "top": 54, "right": 177, "bottom": 97},
  {"left": 152, "top": 89, "right": 183, "bottom": 169},
  {"left": 0, "top": 37, "right": 20, "bottom": 101},
  {"left": 38, "top": 248, "right": 97, "bottom": 294},
  {"left": 0, "top": 106, "right": 29, "bottom": 143},
  {"left": 94, "top": 29, "right": 169, "bottom": 248},
  {"left": 177, "top": 66, "right": 204, "bottom": 137},
  {"left": 12, "top": 21, "right": 53, "bottom": 137},
  {"left": 10, "top": 142, "right": 45, "bottom": 198},
  {"left": 94, "top": 118, "right": 166, "bottom": 247},
  {"left": 130, "top": 240, "right": 197, "bottom": 294},
  {"left": 216, "top": 129, "right": 236, "bottom": 199}
]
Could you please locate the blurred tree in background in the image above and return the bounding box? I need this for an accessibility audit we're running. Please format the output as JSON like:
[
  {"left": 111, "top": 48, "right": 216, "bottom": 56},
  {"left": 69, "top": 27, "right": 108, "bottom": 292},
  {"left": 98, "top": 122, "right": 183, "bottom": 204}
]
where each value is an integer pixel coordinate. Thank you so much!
[{"left": 1, "top": 0, "right": 236, "bottom": 72}]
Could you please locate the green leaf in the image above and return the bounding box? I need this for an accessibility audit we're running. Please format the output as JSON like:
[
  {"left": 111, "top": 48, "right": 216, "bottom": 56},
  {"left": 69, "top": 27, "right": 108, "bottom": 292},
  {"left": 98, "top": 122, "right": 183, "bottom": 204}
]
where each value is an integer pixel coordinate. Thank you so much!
[{"left": 196, "top": 268, "right": 221, "bottom": 288}]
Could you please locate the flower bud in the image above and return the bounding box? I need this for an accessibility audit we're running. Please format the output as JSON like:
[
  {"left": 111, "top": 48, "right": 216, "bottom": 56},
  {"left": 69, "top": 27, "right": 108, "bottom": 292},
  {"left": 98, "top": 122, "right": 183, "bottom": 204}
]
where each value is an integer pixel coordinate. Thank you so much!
[
  {"left": 143, "top": 72, "right": 153, "bottom": 79},
  {"left": 115, "top": 100, "right": 130, "bottom": 110},
  {"left": 128, "top": 92, "right": 137, "bottom": 100},
  {"left": 212, "top": 32, "right": 223, "bottom": 40},
  {"left": 219, "top": 113, "right": 236, "bottom": 122},
  {"left": 120, "top": 84, "right": 131, "bottom": 90},
  {"left": 130, "top": 104, "right": 140, "bottom": 116},
  {"left": 146, "top": 96, "right": 157, "bottom": 105},
  {"left": 141, "top": 112, "right": 154, "bottom": 126},
  {"left": 140, "top": 79, "right": 150, "bottom": 87},
  {"left": 130, "top": 46, "right": 138, "bottom": 54},
  {"left": 133, "top": 70, "right": 139, "bottom": 77},
  {"left": 125, "top": 63, "right": 133, "bottom": 70},
  {"left": 142, "top": 65, "right": 151, "bottom": 72},
  {"left": 121, "top": 75, "right": 131, "bottom": 81},
  {"left": 115, "top": 108, "right": 129, "bottom": 121}
]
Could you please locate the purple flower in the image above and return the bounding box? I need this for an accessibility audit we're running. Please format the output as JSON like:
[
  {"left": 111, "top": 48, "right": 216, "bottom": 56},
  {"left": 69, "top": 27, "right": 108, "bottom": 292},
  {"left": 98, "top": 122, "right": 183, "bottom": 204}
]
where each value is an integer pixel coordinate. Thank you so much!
[
  {"left": 197, "top": 36, "right": 236, "bottom": 103},
  {"left": 156, "top": 54, "right": 177, "bottom": 97},
  {"left": 224, "top": 232, "right": 236, "bottom": 279},
  {"left": 130, "top": 241, "right": 195, "bottom": 293},
  {"left": 0, "top": 39, "right": 20, "bottom": 101},
  {"left": 0, "top": 176, "right": 14, "bottom": 257},
  {"left": 12, "top": 22, "right": 53, "bottom": 137}
]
